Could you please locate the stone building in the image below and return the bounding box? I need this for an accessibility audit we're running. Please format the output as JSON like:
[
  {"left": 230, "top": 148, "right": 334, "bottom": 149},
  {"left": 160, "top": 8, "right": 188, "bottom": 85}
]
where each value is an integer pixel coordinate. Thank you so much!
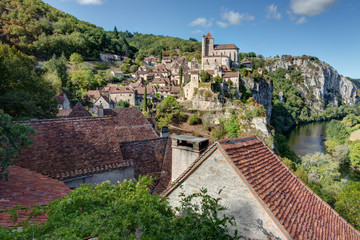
[
  {"left": 201, "top": 32, "right": 240, "bottom": 70},
  {"left": 13, "top": 108, "right": 170, "bottom": 191},
  {"left": 163, "top": 135, "right": 360, "bottom": 240}
]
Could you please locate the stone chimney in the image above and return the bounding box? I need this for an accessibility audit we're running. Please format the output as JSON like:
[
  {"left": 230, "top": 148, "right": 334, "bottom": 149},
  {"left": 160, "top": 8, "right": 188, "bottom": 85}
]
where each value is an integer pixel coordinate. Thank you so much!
[
  {"left": 160, "top": 126, "right": 170, "bottom": 137},
  {"left": 171, "top": 135, "right": 209, "bottom": 182},
  {"left": 96, "top": 103, "right": 104, "bottom": 117}
]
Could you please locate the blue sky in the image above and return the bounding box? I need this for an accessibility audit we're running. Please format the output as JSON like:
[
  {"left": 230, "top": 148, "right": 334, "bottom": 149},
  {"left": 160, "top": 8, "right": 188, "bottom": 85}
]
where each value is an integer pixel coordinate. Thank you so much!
[{"left": 43, "top": 0, "right": 360, "bottom": 78}]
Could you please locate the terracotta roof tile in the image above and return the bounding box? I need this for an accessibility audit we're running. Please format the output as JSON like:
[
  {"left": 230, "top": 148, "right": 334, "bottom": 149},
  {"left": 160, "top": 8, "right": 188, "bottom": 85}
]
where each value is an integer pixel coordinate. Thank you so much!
[
  {"left": 219, "top": 135, "right": 360, "bottom": 240},
  {"left": 120, "top": 137, "right": 172, "bottom": 194},
  {"left": 214, "top": 44, "right": 238, "bottom": 50},
  {"left": 0, "top": 166, "right": 70, "bottom": 227},
  {"left": 13, "top": 109, "right": 158, "bottom": 180}
]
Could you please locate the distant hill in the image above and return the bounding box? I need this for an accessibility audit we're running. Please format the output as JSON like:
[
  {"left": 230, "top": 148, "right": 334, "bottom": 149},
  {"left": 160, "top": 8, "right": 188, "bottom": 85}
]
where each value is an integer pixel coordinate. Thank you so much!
[{"left": 0, "top": 0, "right": 200, "bottom": 60}]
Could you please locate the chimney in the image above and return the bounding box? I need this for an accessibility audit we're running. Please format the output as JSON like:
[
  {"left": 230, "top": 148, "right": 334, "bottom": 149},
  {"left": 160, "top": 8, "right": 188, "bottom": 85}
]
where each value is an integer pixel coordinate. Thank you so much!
[
  {"left": 160, "top": 126, "right": 170, "bottom": 137},
  {"left": 96, "top": 103, "right": 104, "bottom": 117},
  {"left": 171, "top": 135, "right": 209, "bottom": 182}
]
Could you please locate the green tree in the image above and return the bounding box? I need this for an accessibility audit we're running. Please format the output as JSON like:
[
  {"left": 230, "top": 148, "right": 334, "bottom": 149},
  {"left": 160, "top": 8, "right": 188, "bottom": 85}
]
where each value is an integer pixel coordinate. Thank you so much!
[
  {"left": 349, "top": 141, "right": 360, "bottom": 168},
  {"left": 117, "top": 100, "right": 130, "bottom": 108},
  {"left": 200, "top": 70, "right": 211, "bottom": 82},
  {"left": 179, "top": 67, "right": 183, "bottom": 87},
  {"left": 0, "top": 110, "right": 35, "bottom": 180},
  {"left": 335, "top": 181, "right": 360, "bottom": 230},
  {"left": 143, "top": 82, "right": 148, "bottom": 112},
  {"left": 0, "top": 177, "right": 239, "bottom": 239},
  {"left": 0, "top": 44, "right": 57, "bottom": 119},
  {"left": 69, "top": 53, "right": 84, "bottom": 67}
]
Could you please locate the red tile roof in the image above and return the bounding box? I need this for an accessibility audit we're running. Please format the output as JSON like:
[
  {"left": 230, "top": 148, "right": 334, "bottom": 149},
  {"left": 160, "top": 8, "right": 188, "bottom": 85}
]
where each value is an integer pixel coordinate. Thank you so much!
[
  {"left": 214, "top": 44, "right": 239, "bottom": 50},
  {"left": 0, "top": 166, "right": 70, "bottom": 227},
  {"left": 87, "top": 90, "right": 101, "bottom": 100},
  {"left": 222, "top": 72, "right": 239, "bottom": 78},
  {"left": 205, "top": 32, "right": 213, "bottom": 39},
  {"left": 158, "top": 86, "right": 181, "bottom": 94},
  {"left": 120, "top": 137, "right": 172, "bottom": 194},
  {"left": 56, "top": 109, "right": 72, "bottom": 117},
  {"left": 218, "top": 135, "right": 360, "bottom": 240},
  {"left": 13, "top": 108, "right": 158, "bottom": 180}
]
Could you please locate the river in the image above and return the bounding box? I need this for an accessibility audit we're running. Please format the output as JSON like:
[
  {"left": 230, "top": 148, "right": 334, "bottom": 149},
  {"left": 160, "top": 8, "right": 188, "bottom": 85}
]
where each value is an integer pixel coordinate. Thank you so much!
[{"left": 287, "top": 121, "right": 360, "bottom": 181}]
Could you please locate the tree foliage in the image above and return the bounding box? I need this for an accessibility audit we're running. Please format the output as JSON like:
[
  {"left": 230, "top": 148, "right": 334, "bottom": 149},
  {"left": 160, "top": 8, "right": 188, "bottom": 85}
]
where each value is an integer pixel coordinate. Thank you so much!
[
  {"left": 0, "top": 177, "right": 238, "bottom": 239},
  {"left": 0, "top": 43, "right": 57, "bottom": 119},
  {"left": 0, "top": 110, "right": 35, "bottom": 180}
]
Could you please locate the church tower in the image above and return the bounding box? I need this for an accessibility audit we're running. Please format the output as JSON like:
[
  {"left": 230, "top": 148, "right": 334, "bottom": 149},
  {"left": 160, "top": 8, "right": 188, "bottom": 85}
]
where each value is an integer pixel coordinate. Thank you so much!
[{"left": 202, "top": 32, "right": 214, "bottom": 57}]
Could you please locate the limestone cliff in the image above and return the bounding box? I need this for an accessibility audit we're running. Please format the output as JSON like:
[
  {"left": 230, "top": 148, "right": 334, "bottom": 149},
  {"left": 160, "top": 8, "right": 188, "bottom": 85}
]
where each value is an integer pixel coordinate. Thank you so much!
[
  {"left": 241, "top": 77, "right": 273, "bottom": 122},
  {"left": 266, "top": 58, "right": 359, "bottom": 110}
]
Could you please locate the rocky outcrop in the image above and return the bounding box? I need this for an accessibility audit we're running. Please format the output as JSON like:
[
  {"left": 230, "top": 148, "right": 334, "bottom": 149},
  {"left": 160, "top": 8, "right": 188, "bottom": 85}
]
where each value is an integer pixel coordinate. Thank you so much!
[
  {"left": 242, "top": 77, "right": 273, "bottom": 122},
  {"left": 266, "top": 58, "right": 359, "bottom": 110}
]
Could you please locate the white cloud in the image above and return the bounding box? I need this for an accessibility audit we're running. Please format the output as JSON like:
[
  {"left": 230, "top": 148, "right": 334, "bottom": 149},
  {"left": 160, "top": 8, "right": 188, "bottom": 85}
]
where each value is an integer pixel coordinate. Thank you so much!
[
  {"left": 221, "top": 10, "right": 254, "bottom": 25},
  {"left": 192, "top": 29, "right": 204, "bottom": 34},
  {"left": 216, "top": 21, "right": 228, "bottom": 28},
  {"left": 290, "top": 0, "right": 338, "bottom": 16},
  {"left": 266, "top": 4, "right": 281, "bottom": 19},
  {"left": 76, "top": 0, "right": 103, "bottom": 5},
  {"left": 189, "top": 17, "right": 212, "bottom": 27},
  {"left": 296, "top": 16, "right": 307, "bottom": 24}
]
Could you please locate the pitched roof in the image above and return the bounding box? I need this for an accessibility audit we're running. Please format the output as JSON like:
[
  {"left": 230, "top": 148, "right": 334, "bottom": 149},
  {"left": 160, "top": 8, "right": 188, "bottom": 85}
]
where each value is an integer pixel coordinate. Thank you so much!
[
  {"left": 135, "top": 85, "right": 155, "bottom": 95},
  {"left": 218, "top": 136, "right": 360, "bottom": 240},
  {"left": 109, "top": 86, "right": 134, "bottom": 94},
  {"left": 222, "top": 72, "right": 239, "bottom": 78},
  {"left": 0, "top": 166, "right": 70, "bottom": 227},
  {"left": 13, "top": 108, "right": 159, "bottom": 180},
  {"left": 68, "top": 102, "right": 91, "bottom": 118},
  {"left": 56, "top": 109, "right": 72, "bottom": 117},
  {"left": 214, "top": 44, "right": 239, "bottom": 50},
  {"left": 241, "top": 58, "right": 251, "bottom": 64},
  {"left": 205, "top": 32, "right": 213, "bottom": 39},
  {"left": 54, "top": 95, "right": 65, "bottom": 104},
  {"left": 158, "top": 86, "right": 181, "bottom": 94},
  {"left": 130, "top": 77, "right": 146, "bottom": 88},
  {"left": 164, "top": 135, "right": 360, "bottom": 240},
  {"left": 87, "top": 90, "right": 101, "bottom": 100},
  {"left": 120, "top": 137, "right": 172, "bottom": 194}
]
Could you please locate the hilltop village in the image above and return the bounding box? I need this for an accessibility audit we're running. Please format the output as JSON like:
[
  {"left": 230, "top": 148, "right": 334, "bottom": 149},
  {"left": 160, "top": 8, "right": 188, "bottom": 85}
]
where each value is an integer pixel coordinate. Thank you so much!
[
  {"left": 56, "top": 33, "right": 248, "bottom": 118},
  {"left": 2, "top": 32, "right": 360, "bottom": 239}
]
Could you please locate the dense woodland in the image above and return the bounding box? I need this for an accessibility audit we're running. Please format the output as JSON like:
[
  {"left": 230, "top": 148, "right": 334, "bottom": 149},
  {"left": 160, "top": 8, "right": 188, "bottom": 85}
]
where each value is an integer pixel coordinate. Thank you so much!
[{"left": 0, "top": 0, "right": 200, "bottom": 60}]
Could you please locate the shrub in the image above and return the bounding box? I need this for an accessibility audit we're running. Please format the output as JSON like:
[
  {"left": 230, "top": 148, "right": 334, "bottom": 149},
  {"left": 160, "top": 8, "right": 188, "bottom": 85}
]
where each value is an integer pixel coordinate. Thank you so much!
[
  {"left": 188, "top": 114, "right": 200, "bottom": 125},
  {"left": 117, "top": 100, "right": 130, "bottom": 108},
  {"left": 210, "top": 124, "right": 226, "bottom": 141}
]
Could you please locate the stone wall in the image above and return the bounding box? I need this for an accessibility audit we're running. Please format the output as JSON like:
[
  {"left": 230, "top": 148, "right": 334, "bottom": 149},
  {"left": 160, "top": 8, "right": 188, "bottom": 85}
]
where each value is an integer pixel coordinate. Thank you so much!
[
  {"left": 64, "top": 167, "right": 135, "bottom": 189},
  {"left": 167, "top": 148, "right": 287, "bottom": 240}
]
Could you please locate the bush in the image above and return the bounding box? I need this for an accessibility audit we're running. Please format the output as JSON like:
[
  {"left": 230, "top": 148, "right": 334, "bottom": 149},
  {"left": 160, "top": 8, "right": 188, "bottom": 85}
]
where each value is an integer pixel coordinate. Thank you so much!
[
  {"left": 94, "top": 62, "right": 109, "bottom": 70},
  {"left": 117, "top": 100, "right": 130, "bottom": 108},
  {"left": 188, "top": 114, "right": 201, "bottom": 125},
  {"left": 210, "top": 124, "right": 226, "bottom": 141}
]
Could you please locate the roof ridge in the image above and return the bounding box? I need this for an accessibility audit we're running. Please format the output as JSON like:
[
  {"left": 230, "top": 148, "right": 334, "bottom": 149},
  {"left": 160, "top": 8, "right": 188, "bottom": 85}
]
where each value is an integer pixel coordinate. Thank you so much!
[
  {"left": 119, "top": 137, "right": 169, "bottom": 146},
  {"left": 254, "top": 135, "right": 360, "bottom": 237}
]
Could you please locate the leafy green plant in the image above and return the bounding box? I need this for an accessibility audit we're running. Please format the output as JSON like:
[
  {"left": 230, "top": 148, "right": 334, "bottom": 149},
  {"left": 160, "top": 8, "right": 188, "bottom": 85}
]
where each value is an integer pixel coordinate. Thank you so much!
[{"left": 188, "top": 114, "right": 201, "bottom": 125}]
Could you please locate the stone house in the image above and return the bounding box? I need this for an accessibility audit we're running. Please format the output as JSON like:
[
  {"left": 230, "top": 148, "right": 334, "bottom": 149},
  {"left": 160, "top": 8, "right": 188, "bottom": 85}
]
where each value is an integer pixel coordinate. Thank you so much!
[
  {"left": 0, "top": 166, "right": 70, "bottom": 227},
  {"left": 163, "top": 135, "right": 360, "bottom": 240},
  {"left": 13, "top": 108, "right": 170, "bottom": 190},
  {"left": 144, "top": 55, "right": 159, "bottom": 66},
  {"left": 201, "top": 33, "right": 240, "bottom": 70},
  {"left": 111, "top": 70, "right": 124, "bottom": 78},
  {"left": 100, "top": 52, "right": 121, "bottom": 62},
  {"left": 102, "top": 84, "right": 135, "bottom": 106},
  {"left": 90, "top": 95, "right": 116, "bottom": 115},
  {"left": 241, "top": 58, "right": 252, "bottom": 68},
  {"left": 152, "top": 77, "right": 171, "bottom": 87},
  {"left": 183, "top": 71, "right": 200, "bottom": 100},
  {"left": 134, "top": 85, "right": 155, "bottom": 106},
  {"left": 222, "top": 71, "right": 240, "bottom": 90},
  {"left": 154, "top": 64, "right": 169, "bottom": 77},
  {"left": 54, "top": 93, "right": 71, "bottom": 110},
  {"left": 157, "top": 86, "right": 181, "bottom": 97}
]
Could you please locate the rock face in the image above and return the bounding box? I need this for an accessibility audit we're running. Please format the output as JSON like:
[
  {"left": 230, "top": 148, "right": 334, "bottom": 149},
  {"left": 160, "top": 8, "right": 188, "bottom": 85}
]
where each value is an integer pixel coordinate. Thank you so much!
[
  {"left": 266, "top": 58, "right": 359, "bottom": 110},
  {"left": 242, "top": 77, "right": 273, "bottom": 122}
]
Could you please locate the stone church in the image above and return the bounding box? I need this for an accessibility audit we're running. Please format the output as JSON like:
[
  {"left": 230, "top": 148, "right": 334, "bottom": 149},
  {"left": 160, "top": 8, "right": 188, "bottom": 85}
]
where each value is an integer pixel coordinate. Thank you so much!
[{"left": 201, "top": 32, "right": 240, "bottom": 71}]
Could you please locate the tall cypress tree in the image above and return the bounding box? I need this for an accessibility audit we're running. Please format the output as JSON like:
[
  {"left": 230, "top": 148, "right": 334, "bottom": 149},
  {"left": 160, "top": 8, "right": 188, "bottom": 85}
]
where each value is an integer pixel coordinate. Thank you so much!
[
  {"left": 143, "top": 82, "right": 147, "bottom": 112},
  {"left": 179, "top": 67, "right": 183, "bottom": 87}
]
